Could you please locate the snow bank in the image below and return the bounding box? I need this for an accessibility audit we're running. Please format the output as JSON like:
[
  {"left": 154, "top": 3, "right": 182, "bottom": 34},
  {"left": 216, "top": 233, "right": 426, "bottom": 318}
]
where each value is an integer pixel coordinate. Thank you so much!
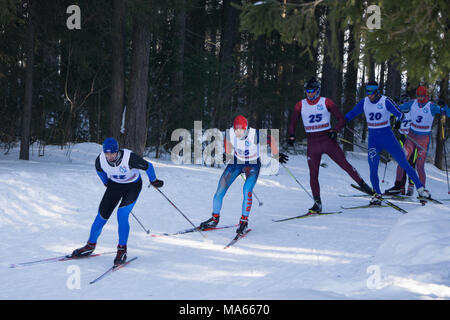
[{"left": 371, "top": 206, "right": 450, "bottom": 298}]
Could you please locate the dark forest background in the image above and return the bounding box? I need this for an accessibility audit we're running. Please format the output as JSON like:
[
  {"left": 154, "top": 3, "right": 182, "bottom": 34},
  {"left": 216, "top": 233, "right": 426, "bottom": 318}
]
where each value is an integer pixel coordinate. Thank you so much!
[{"left": 0, "top": 0, "right": 448, "bottom": 168}]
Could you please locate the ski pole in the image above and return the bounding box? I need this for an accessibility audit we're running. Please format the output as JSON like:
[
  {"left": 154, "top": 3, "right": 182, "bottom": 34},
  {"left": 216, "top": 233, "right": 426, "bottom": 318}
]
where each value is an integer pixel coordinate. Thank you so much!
[
  {"left": 149, "top": 185, "right": 207, "bottom": 239},
  {"left": 338, "top": 137, "right": 390, "bottom": 163},
  {"left": 130, "top": 211, "right": 150, "bottom": 234},
  {"left": 443, "top": 132, "right": 450, "bottom": 194},
  {"left": 280, "top": 163, "right": 315, "bottom": 202},
  {"left": 381, "top": 161, "right": 388, "bottom": 183},
  {"left": 240, "top": 174, "right": 263, "bottom": 207}
]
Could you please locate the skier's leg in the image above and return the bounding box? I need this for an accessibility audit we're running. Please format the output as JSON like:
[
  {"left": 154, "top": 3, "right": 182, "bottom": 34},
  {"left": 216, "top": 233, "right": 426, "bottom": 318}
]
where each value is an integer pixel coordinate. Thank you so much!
[
  {"left": 385, "top": 132, "right": 423, "bottom": 189},
  {"left": 307, "top": 143, "right": 322, "bottom": 198},
  {"left": 367, "top": 134, "right": 383, "bottom": 195},
  {"left": 325, "top": 139, "right": 363, "bottom": 184},
  {"left": 212, "top": 164, "right": 242, "bottom": 214},
  {"left": 117, "top": 179, "right": 142, "bottom": 246},
  {"left": 241, "top": 165, "right": 260, "bottom": 217},
  {"left": 88, "top": 183, "right": 122, "bottom": 244}
]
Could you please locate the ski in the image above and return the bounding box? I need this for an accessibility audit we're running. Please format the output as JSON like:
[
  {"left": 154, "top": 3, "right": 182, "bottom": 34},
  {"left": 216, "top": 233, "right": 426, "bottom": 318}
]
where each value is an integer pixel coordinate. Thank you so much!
[
  {"left": 89, "top": 256, "right": 138, "bottom": 285},
  {"left": 339, "top": 194, "right": 423, "bottom": 205},
  {"left": 272, "top": 211, "right": 342, "bottom": 222},
  {"left": 416, "top": 196, "right": 443, "bottom": 205},
  {"left": 350, "top": 184, "right": 408, "bottom": 214},
  {"left": 341, "top": 204, "right": 389, "bottom": 210},
  {"left": 224, "top": 229, "right": 252, "bottom": 249},
  {"left": 151, "top": 224, "right": 238, "bottom": 238},
  {"left": 9, "top": 252, "right": 115, "bottom": 269}
]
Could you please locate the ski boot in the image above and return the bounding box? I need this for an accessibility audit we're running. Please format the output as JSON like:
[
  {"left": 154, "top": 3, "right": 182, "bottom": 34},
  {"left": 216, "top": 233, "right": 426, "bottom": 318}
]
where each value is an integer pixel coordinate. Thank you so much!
[
  {"left": 308, "top": 197, "right": 322, "bottom": 214},
  {"left": 70, "top": 242, "right": 96, "bottom": 258},
  {"left": 236, "top": 215, "right": 248, "bottom": 235},
  {"left": 114, "top": 245, "right": 127, "bottom": 266},
  {"left": 417, "top": 187, "right": 431, "bottom": 199},
  {"left": 369, "top": 194, "right": 383, "bottom": 206},
  {"left": 199, "top": 213, "right": 220, "bottom": 230},
  {"left": 406, "top": 184, "right": 414, "bottom": 196},
  {"left": 384, "top": 181, "right": 403, "bottom": 195}
]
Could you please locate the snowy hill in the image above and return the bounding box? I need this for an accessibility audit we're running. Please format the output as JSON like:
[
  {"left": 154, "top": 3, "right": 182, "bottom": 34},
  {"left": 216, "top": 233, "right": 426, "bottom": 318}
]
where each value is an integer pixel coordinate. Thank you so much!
[{"left": 0, "top": 143, "right": 449, "bottom": 300}]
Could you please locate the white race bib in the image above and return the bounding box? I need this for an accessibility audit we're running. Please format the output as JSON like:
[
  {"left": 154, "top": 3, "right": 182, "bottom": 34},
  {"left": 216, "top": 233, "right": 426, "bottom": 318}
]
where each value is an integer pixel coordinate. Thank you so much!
[
  {"left": 99, "top": 149, "right": 140, "bottom": 184},
  {"left": 409, "top": 100, "right": 434, "bottom": 133},
  {"left": 228, "top": 128, "right": 259, "bottom": 162},
  {"left": 300, "top": 97, "right": 331, "bottom": 133},
  {"left": 363, "top": 96, "right": 391, "bottom": 129}
]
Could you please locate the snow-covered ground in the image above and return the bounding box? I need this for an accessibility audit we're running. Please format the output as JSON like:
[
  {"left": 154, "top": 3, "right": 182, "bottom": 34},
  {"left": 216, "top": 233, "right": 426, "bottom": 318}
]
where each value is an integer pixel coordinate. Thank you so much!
[{"left": 0, "top": 142, "right": 449, "bottom": 300}]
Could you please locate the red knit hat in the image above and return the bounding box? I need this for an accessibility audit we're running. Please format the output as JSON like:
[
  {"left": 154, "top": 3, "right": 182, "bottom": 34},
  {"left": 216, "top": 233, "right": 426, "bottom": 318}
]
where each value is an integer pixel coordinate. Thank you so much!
[
  {"left": 233, "top": 115, "right": 248, "bottom": 130},
  {"left": 416, "top": 86, "right": 428, "bottom": 103}
]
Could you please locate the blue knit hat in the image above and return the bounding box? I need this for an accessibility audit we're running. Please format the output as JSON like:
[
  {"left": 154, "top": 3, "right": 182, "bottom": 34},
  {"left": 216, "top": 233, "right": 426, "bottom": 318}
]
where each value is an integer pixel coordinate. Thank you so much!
[{"left": 103, "top": 137, "right": 119, "bottom": 153}]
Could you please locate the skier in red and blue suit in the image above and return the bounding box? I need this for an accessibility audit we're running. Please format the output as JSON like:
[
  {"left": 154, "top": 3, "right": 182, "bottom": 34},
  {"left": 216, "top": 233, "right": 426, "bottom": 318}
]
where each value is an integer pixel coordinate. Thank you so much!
[{"left": 199, "top": 115, "right": 288, "bottom": 235}]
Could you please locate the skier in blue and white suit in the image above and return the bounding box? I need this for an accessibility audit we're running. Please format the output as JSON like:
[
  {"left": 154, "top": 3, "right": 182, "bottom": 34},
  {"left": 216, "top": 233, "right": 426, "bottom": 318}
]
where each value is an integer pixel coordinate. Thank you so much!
[
  {"left": 345, "top": 81, "right": 431, "bottom": 204},
  {"left": 71, "top": 137, "right": 163, "bottom": 266}
]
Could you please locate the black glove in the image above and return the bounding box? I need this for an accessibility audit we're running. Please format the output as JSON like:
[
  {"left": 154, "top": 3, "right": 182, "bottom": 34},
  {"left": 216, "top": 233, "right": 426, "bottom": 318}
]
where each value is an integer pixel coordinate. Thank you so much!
[
  {"left": 287, "top": 135, "right": 295, "bottom": 147},
  {"left": 327, "top": 129, "right": 337, "bottom": 141},
  {"left": 151, "top": 179, "right": 164, "bottom": 188},
  {"left": 394, "top": 113, "right": 405, "bottom": 130},
  {"left": 223, "top": 153, "right": 227, "bottom": 164},
  {"left": 278, "top": 153, "right": 289, "bottom": 164}
]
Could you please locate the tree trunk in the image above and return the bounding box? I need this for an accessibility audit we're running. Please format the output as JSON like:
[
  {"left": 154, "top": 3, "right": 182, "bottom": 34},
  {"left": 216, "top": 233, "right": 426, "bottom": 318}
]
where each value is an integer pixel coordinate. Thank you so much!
[
  {"left": 214, "top": 0, "right": 240, "bottom": 129},
  {"left": 385, "top": 59, "right": 401, "bottom": 99},
  {"left": 321, "top": 10, "right": 341, "bottom": 106},
  {"left": 343, "top": 24, "right": 359, "bottom": 152},
  {"left": 20, "top": 0, "right": 35, "bottom": 160},
  {"left": 109, "top": 0, "right": 126, "bottom": 142},
  {"left": 435, "top": 73, "right": 449, "bottom": 170},
  {"left": 124, "top": 21, "right": 151, "bottom": 157},
  {"left": 173, "top": 0, "right": 186, "bottom": 112}
]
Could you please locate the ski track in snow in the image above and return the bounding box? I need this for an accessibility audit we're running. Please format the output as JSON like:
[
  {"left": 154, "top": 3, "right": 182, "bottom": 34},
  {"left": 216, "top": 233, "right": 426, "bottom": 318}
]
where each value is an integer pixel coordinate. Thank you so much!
[{"left": 0, "top": 143, "right": 449, "bottom": 299}]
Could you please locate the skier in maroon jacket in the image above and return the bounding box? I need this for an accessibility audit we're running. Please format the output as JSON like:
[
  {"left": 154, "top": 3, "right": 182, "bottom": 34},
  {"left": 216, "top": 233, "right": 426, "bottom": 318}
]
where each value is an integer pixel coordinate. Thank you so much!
[{"left": 288, "top": 78, "right": 373, "bottom": 213}]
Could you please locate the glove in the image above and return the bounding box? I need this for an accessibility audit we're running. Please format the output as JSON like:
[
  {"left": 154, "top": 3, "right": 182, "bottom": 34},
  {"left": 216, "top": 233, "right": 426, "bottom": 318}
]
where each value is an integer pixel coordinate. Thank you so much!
[
  {"left": 327, "top": 129, "right": 337, "bottom": 141},
  {"left": 277, "top": 153, "right": 289, "bottom": 164},
  {"left": 287, "top": 135, "right": 295, "bottom": 147},
  {"left": 151, "top": 179, "right": 164, "bottom": 188},
  {"left": 438, "top": 99, "right": 446, "bottom": 107},
  {"left": 394, "top": 113, "right": 404, "bottom": 130},
  {"left": 223, "top": 153, "right": 228, "bottom": 164}
]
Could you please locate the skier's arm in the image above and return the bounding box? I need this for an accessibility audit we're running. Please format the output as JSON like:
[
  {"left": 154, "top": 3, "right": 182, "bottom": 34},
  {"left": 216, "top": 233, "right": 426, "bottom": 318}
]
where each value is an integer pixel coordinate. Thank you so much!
[
  {"left": 397, "top": 101, "right": 413, "bottom": 112},
  {"left": 430, "top": 102, "right": 450, "bottom": 117},
  {"left": 288, "top": 100, "right": 302, "bottom": 137},
  {"left": 129, "top": 153, "right": 157, "bottom": 183},
  {"left": 224, "top": 134, "right": 233, "bottom": 155},
  {"left": 345, "top": 99, "right": 365, "bottom": 123},
  {"left": 95, "top": 156, "right": 108, "bottom": 186},
  {"left": 385, "top": 97, "right": 403, "bottom": 119}
]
